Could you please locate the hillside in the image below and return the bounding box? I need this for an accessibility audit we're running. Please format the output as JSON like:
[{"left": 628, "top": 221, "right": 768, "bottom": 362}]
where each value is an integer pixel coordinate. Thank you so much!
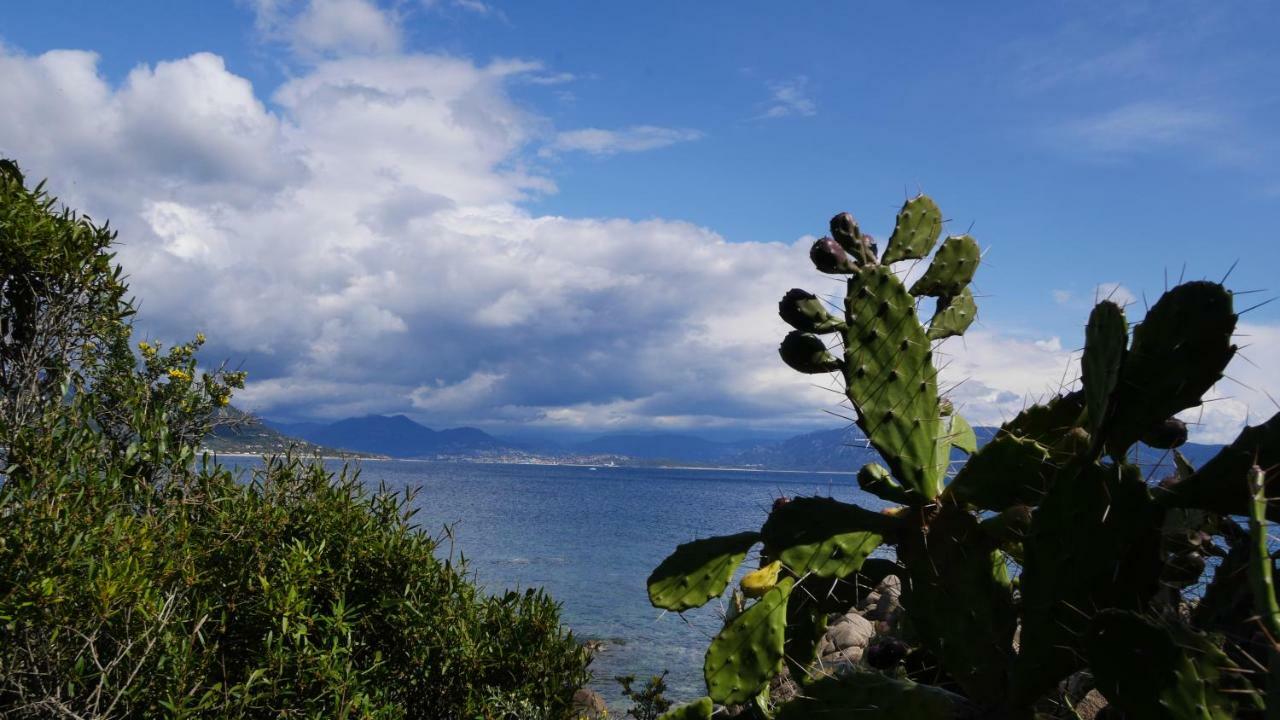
[
  {"left": 268, "top": 414, "right": 510, "bottom": 458},
  {"left": 203, "top": 407, "right": 371, "bottom": 457}
]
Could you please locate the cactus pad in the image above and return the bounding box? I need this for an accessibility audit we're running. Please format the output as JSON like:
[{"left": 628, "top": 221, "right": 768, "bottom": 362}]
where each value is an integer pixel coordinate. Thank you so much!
[
  {"left": 1086, "top": 610, "right": 1251, "bottom": 719},
  {"left": 925, "top": 288, "right": 978, "bottom": 341},
  {"left": 843, "top": 265, "right": 943, "bottom": 497},
  {"left": 858, "top": 462, "right": 918, "bottom": 504},
  {"left": 896, "top": 507, "right": 1017, "bottom": 705},
  {"left": 703, "top": 577, "right": 794, "bottom": 705},
  {"left": 774, "top": 672, "right": 976, "bottom": 719},
  {"left": 760, "top": 496, "right": 892, "bottom": 578},
  {"left": 1105, "top": 281, "right": 1237, "bottom": 457},
  {"left": 779, "top": 288, "right": 845, "bottom": 334},
  {"left": 948, "top": 412, "right": 978, "bottom": 454},
  {"left": 1014, "top": 462, "right": 1165, "bottom": 705},
  {"left": 647, "top": 531, "right": 759, "bottom": 611},
  {"left": 1081, "top": 300, "right": 1127, "bottom": 436},
  {"left": 779, "top": 331, "right": 842, "bottom": 374},
  {"left": 908, "top": 235, "right": 980, "bottom": 298},
  {"left": 657, "top": 697, "right": 713, "bottom": 720},
  {"left": 1156, "top": 411, "right": 1280, "bottom": 520},
  {"left": 782, "top": 594, "right": 829, "bottom": 676},
  {"left": 882, "top": 194, "right": 943, "bottom": 265},
  {"left": 943, "top": 434, "right": 1054, "bottom": 511}
]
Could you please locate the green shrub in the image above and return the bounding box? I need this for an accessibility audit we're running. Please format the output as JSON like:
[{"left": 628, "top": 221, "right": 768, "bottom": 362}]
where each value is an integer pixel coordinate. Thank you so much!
[{"left": 0, "top": 160, "right": 591, "bottom": 718}]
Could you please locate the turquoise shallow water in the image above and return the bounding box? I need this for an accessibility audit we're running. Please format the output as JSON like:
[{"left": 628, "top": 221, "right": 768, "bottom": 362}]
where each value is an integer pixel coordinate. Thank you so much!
[{"left": 229, "top": 458, "right": 886, "bottom": 706}]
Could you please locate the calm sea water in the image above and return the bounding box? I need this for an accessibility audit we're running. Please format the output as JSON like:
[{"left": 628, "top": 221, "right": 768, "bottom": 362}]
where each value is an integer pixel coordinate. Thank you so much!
[{"left": 228, "top": 458, "right": 887, "bottom": 705}]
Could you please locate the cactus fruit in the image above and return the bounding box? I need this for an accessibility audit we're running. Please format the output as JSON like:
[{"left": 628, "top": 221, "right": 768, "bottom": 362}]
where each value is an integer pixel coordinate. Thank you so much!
[
  {"left": 881, "top": 195, "right": 943, "bottom": 265},
  {"left": 1105, "top": 281, "right": 1237, "bottom": 458},
  {"left": 1142, "top": 417, "right": 1188, "bottom": 449},
  {"left": 925, "top": 288, "right": 978, "bottom": 341},
  {"left": 810, "top": 236, "right": 860, "bottom": 274},
  {"left": 647, "top": 532, "right": 759, "bottom": 611},
  {"left": 779, "top": 288, "right": 845, "bottom": 334},
  {"left": 1081, "top": 300, "right": 1127, "bottom": 436},
  {"left": 740, "top": 560, "right": 783, "bottom": 598},
  {"left": 1157, "top": 411, "right": 1280, "bottom": 520},
  {"left": 703, "top": 577, "right": 794, "bottom": 705},
  {"left": 830, "top": 212, "right": 878, "bottom": 265},
  {"left": 908, "top": 235, "right": 980, "bottom": 298},
  {"left": 778, "top": 331, "right": 842, "bottom": 374},
  {"left": 760, "top": 496, "right": 891, "bottom": 577}
]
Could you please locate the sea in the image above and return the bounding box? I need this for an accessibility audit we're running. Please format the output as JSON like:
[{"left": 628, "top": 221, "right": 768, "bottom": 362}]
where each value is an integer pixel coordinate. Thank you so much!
[{"left": 226, "top": 458, "right": 890, "bottom": 706}]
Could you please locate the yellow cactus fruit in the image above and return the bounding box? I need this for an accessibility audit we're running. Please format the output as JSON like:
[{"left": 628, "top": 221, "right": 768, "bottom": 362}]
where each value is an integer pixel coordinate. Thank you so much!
[{"left": 740, "top": 560, "right": 783, "bottom": 598}]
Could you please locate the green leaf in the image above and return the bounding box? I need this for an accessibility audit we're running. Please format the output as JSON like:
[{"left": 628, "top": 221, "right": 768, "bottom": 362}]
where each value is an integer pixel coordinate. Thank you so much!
[
  {"left": 1081, "top": 300, "right": 1127, "bottom": 436},
  {"left": 943, "top": 434, "right": 1053, "bottom": 511},
  {"left": 647, "top": 532, "right": 759, "bottom": 611}
]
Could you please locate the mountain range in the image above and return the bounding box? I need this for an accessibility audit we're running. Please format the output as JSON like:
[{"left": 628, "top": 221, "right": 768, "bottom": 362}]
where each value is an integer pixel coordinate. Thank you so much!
[{"left": 246, "top": 413, "right": 1226, "bottom": 474}]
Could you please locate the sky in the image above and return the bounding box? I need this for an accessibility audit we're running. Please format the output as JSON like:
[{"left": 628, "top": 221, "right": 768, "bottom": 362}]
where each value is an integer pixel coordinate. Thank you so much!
[{"left": 1, "top": 0, "right": 1278, "bottom": 442}]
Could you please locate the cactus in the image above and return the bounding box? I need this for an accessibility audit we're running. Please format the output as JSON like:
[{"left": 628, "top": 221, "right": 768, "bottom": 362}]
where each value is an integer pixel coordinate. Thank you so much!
[
  {"left": 881, "top": 194, "right": 943, "bottom": 265},
  {"left": 1081, "top": 300, "right": 1127, "bottom": 436},
  {"left": 925, "top": 287, "right": 977, "bottom": 341},
  {"left": 646, "top": 195, "right": 1279, "bottom": 718},
  {"left": 657, "top": 696, "right": 713, "bottom": 720},
  {"left": 774, "top": 672, "right": 976, "bottom": 719},
  {"left": 703, "top": 577, "right": 794, "bottom": 705},
  {"left": 647, "top": 532, "right": 759, "bottom": 611}
]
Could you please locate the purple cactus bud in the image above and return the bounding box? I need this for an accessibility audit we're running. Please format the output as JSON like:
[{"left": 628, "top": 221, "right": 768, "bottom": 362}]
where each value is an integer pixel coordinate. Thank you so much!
[
  {"left": 1142, "top": 418, "right": 1188, "bottom": 449},
  {"left": 865, "top": 637, "right": 909, "bottom": 669},
  {"left": 830, "top": 212, "right": 861, "bottom": 248},
  {"left": 810, "top": 236, "right": 857, "bottom": 274},
  {"left": 779, "top": 288, "right": 842, "bottom": 333},
  {"left": 778, "top": 331, "right": 842, "bottom": 374}
]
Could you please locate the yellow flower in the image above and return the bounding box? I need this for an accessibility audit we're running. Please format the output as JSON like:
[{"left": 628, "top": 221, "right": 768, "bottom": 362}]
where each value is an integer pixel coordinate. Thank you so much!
[
  {"left": 740, "top": 560, "right": 783, "bottom": 598},
  {"left": 167, "top": 369, "right": 191, "bottom": 382},
  {"left": 195, "top": 332, "right": 206, "bottom": 344},
  {"left": 217, "top": 395, "right": 231, "bottom": 406}
]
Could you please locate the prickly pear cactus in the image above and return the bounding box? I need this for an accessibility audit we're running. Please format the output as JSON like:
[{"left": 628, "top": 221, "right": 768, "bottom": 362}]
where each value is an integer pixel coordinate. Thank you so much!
[{"left": 645, "top": 195, "right": 1279, "bottom": 719}]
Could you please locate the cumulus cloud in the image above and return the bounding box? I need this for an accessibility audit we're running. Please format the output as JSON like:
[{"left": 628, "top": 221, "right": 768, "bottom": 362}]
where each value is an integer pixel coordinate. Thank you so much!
[
  {"left": 0, "top": 43, "right": 1274, "bottom": 443},
  {"left": 760, "top": 76, "right": 816, "bottom": 119},
  {"left": 542, "top": 126, "right": 703, "bottom": 157},
  {"left": 252, "top": 0, "right": 402, "bottom": 58}
]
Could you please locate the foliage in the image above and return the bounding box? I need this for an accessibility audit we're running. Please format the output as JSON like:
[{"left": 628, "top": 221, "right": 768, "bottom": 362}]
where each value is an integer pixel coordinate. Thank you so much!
[
  {"left": 648, "top": 194, "right": 1280, "bottom": 719},
  {"left": 616, "top": 671, "right": 673, "bottom": 720},
  {"left": 0, "top": 160, "right": 591, "bottom": 719}
]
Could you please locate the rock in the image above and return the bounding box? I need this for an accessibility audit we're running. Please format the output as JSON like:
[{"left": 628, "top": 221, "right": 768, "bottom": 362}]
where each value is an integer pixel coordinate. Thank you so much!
[
  {"left": 858, "top": 575, "right": 901, "bottom": 624},
  {"left": 570, "top": 688, "right": 608, "bottom": 719},
  {"left": 818, "top": 612, "right": 875, "bottom": 666},
  {"left": 1073, "top": 690, "right": 1108, "bottom": 720}
]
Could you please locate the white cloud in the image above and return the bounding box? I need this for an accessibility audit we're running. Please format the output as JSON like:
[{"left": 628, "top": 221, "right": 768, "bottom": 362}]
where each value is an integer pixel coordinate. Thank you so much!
[
  {"left": 1, "top": 44, "right": 1274, "bottom": 444},
  {"left": 252, "top": 0, "right": 402, "bottom": 58},
  {"left": 542, "top": 126, "right": 703, "bottom": 157},
  {"left": 1060, "top": 101, "right": 1223, "bottom": 155},
  {"left": 760, "top": 76, "right": 816, "bottom": 119}
]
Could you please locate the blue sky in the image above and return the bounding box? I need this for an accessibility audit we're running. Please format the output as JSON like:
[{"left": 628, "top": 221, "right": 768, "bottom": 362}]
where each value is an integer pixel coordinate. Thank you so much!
[{"left": 2, "top": 1, "right": 1278, "bottom": 441}]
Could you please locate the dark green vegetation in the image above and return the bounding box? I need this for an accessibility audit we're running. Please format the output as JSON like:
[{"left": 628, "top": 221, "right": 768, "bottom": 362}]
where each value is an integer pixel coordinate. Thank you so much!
[
  {"left": 0, "top": 160, "right": 590, "bottom": 718},
  {"left": 648, "top": 195, "right": 1280, "bottom": 719}
]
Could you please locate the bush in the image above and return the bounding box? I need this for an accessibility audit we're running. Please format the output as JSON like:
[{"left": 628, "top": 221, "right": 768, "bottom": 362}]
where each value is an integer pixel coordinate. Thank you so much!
[{"left": 0, "top": 160, "right": 591, "bottom": 718}]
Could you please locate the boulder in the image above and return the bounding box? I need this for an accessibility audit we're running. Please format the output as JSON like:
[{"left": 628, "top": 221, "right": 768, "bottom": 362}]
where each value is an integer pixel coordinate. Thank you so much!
[
  {"left": 858, "top": 574, "right": 901, "bottom": 624},
  {"left": 818, "top": 612, "right": 875, "bottom": 666},
  {"left": 570, "top": 688, "right": 609, "bottom": 719}
]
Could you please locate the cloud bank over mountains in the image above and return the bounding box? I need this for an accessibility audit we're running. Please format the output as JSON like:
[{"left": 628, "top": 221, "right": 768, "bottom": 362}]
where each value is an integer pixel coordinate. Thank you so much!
[{"left": 0, "top": 0, "right": 1273, "bottom": 443}]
